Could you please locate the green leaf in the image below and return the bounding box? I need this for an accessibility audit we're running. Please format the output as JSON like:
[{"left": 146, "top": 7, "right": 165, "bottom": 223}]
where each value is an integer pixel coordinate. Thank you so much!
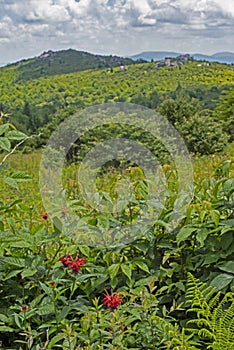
[
  {"left": 3, "top": 269, "right": 23, "bottom": 280},
  {"left": 210, "top": 273, "right": 234, "bottom": 291},
  {"left": 0, "top": 137, "right": 11, "bottom": 151},
  {"left": 21, "top": 269, "right": 37, "bottom": 278},
  {"left": 58, "top": 305, "right": 70, "bottom": 322},
  {"left": 48, "top": 334, "right": 64, "bottom": 348},
  {"left": 196, "top": 228, "right": 209, "bottom": 246},
  {"left": 177, "top": 227, "right": 195, "bottom": 244},
  {"left": 0, "top": 124, "right": 9, "bottom": 136},
  {"left": 218, "top": 261, "right": 234, "bottom": 274},
  {"left": 210, "top": 210, "right": 220, "bottom": 226},
  {"left": 79, "top": 245, "right": 90, "bottom": 257},
  {"left": 37, "top": 303, "right": 54, "bottom": 316},
  {"left": 39, "top": 282, "right": 53, "bottom": 297},
  {"left": 5, "top": 130, "right": 27, "bottom": 140},
  {"left": 134, "top": 260, "right": 150, "bottom": 273},
  {"left": 10, "top": 171, "right": 31, "bottom": 181},
  {"left": 4, "top": 177, "right": 19, "bottom": 189},
  {"left": 1, "top": 257, "right": 26, "bottom": 267},
  {"left": 0, "top": 326, "right": 15, "bottom": 332},
  {"left": 108, "top": 263, "right": 120, "bottom": 280},
  {"left": 121, "top": 263, "right": 132, "bottom": 281}
]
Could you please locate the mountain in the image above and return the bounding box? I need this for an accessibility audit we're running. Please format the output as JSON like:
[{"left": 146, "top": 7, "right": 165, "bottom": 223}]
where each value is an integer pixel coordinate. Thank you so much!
[
  {"left": 193, "top": 52, "right": 234, "bottom": 64},
  {"left": 130, "top": 51, "right": 234, "bottom": 64},
  {"left": 10, "top": 49, "right": 135, "bottom": 80},
  {"left": 130, "top": 51, "right": 180, "bottom": 61}
]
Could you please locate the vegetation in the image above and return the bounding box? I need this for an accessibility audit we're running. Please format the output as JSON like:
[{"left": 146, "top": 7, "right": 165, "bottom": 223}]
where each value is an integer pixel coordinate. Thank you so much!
[
  {"left": 0, "top": 54, "right": 233, "bottom": 153},
  {"left": 0, "top": 52, "right": 233, "bottom": 348}
]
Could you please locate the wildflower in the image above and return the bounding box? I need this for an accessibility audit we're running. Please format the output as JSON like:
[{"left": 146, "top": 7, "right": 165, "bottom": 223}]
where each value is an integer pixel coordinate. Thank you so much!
[
  {"left": 59, "top": 254, "right": 86, "bottom": 273},
  {"left": 20, "top": 305, "right": 29, "bottom": 312},
  {"left": 40, "top": 212, "right": 49, "bottom": 220},
  {"left": 102, "top": 290, "right": 122, "bottom": 310},
  {"left": 70, "top": 257, "right": 86, "bottom": 274},
  {"left": 59, "top": 254, "right": 74, "bottom": 268},
  {"left": 49, "top": 281, "right": 57, "bottom": 288}
]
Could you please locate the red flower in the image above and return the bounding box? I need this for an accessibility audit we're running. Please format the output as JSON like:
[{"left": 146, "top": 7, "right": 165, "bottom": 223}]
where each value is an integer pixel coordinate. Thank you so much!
[
  {"left": 59, "top": 254, "right": 74, "bottom": 268},
  {"left": 59, "top": 254, "right": 86, "bottom": 273},
  {"left": 20, "top": 305, "right": 29, "bottom": 312},
  {"left": 70, "top": 257, "right": 86, "bottom": 273},
  {"left": 102, "top": 290, "right": 122, "bottom": 310}
]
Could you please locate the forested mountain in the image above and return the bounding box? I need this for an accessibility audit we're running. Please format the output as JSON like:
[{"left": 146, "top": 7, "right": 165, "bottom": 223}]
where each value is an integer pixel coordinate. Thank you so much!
[
  {"left": 9, "top": 49, "right": 135, "bottom": 80},
  {"left": 0, "top": 52, "right": 233, "bottom": 154}
]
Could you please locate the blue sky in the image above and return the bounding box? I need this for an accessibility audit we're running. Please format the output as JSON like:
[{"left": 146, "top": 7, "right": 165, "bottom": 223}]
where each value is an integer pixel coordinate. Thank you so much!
[{"left": 0, "top": 0, "right": 233, "bottom": 66}]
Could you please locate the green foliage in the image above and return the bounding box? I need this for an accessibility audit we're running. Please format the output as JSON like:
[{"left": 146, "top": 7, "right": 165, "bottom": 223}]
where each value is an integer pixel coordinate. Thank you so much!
[
  {"left": 15, "top": 49, "right": 136, "bottom": 80},
  {"left": 215, "top": 90, "right": 234, "bottom": 141},
  {"left": 175, "top": 114, "right": 228, "bottom": 154},
  {"left": 186, "top": 273, "right": 234, "bottom": 349},
  {"left": 0, "top": 59, "right": 233, "bottom": 154},
  {"left": 0, "top": 113, "right": 31, "bottom": 189}
]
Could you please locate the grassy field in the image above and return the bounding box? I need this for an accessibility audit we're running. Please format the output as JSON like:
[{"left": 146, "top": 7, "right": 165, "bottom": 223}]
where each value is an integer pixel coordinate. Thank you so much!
[{"left": 1, "top": 142, "right": 234, "bottom": 207}]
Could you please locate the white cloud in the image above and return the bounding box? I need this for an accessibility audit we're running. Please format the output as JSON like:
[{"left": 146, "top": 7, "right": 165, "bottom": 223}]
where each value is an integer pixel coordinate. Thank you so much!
[{"left": 0, "top": 0, "right": 233, "bottom": 65}]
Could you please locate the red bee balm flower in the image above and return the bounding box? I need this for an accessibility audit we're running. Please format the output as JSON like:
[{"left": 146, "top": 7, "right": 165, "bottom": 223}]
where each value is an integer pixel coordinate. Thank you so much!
[
  {"left": 102, "top": 290, "right": 122, "bottom": 310},
  {"left": 59, "top": 254, "right": 74, "bottom": 268},
  {"left": 59, "top": 254, "right": 86, "bottom": 273},
  {"left": 70, "top": 257, "right": 86, "bottom": 273}
]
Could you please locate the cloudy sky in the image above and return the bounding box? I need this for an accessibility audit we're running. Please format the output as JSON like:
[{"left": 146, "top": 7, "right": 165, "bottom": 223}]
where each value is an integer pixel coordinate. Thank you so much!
[{"left": 0, "top": 0, "right": 233, "bottom": 66}]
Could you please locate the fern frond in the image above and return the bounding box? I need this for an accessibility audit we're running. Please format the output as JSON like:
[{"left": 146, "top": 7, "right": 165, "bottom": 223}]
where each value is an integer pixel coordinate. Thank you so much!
[{"left": 186, "top": 273, "right": 234, "bottom": 349}]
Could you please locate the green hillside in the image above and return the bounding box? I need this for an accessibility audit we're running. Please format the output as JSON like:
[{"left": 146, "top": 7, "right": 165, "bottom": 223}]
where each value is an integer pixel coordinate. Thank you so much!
[
  {"left": 0, "top": 54, "right": 233, "bottom": 154},
  {"left": 10, "top": 48, "right": 136, "bottom": 80}
]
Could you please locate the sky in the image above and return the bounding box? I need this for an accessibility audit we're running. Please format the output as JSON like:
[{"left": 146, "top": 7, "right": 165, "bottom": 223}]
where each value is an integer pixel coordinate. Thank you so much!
[{"left": 0, "top": 0, "right": 233, "bottom": 66}]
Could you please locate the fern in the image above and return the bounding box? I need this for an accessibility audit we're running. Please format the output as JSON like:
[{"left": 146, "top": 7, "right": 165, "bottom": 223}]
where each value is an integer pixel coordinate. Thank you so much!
[{"left": 186, "top": 273, "right": 234, "bottom": 349}]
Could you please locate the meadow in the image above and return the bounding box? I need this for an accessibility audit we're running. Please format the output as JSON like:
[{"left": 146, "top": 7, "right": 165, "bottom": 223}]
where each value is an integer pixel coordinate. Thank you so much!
[
  {"left": 0, "top": 54, "right": 234, "bottom": 349},
  {"left": 0, "top": 141, "right": 234, "bottom": 349}
]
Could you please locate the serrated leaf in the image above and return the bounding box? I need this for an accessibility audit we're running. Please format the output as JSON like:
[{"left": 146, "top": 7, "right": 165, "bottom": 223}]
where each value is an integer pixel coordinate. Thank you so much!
[
  {"left": 5, "top": 130, "right": 27, "bottom": 140},
  {"left": 196, "top": 228, "right": 209, "bottom": 247},
  {"left": 4, "top": 177, "right": 19, "bottom": 189},
  {"left": 10, "top": 171, "right": 31, "bottom": 181},
  {"left": 210, "top": 210, "right": 220, "bottom": 226},
  {"left": 0, "top": 313, "right": 11, "bottom": 323},
  {"left": 0, "top": 137, "right": 11, "bottom": 151},
  {"left": 121, "top": 263, "right": 132, "bottom": 281},
  {"left": 1, "top": 257, "right": 26, "bottom": 267},
  {"left": 3, "top": 269, "right": 23, "bottom": 280},
  {"left": 210, "top": 273, "right": 234, "bottom": 291},
  {"left": 37, "top": 303, "right": 54, "bottom": 316},
  {"left": 58, "top": 305, "right": 70, "bottom": 322},
  {"left": 0, "top": 124, "right": 9, "bottom": 136},
  {"left": 108, "top": 263, "right": 120, "bottom": 280},
  {"left": 21, "top": 269, "right": 37, "bottom": 278},
  {"left": 134, "top": 260, "right": 150, "bottom": 273},
  {"left": 39, "top": 282, "right": 53, "bottom": 296},
  {"left": 177, "top": 227, "right": 195, "bottom": 244},
  {"left": 79, "top": 245, "right": 90, "bottom": 257}
]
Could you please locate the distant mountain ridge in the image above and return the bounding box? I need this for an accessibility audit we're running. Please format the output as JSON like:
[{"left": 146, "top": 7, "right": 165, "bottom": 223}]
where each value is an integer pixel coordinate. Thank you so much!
[
  {"left": 9, "top": 49, "right": 135, "bottom": 80},
  {"left": 130, "top": 51, "right": 234, "bottom": 64}
]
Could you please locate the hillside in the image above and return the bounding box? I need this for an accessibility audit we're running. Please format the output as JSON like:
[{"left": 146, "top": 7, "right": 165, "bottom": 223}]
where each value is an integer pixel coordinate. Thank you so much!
[
  {"left": 10, "top": 49, "right": 135, "bottom": 80},
  {"left": 0, "top": 54, "right": 233, "bottom": 144}
]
